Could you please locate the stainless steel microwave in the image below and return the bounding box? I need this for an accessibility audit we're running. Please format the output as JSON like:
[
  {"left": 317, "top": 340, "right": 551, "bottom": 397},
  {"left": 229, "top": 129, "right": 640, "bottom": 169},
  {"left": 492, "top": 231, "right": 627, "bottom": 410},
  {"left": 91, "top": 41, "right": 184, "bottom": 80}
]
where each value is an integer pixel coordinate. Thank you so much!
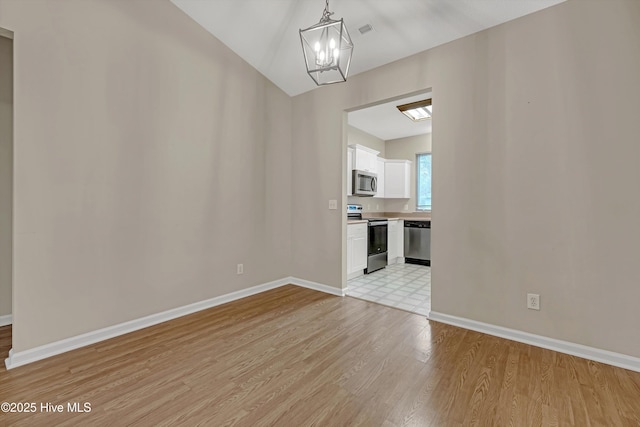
[{"left": 352, "top": 170, "right": 377, "bottom": 197}]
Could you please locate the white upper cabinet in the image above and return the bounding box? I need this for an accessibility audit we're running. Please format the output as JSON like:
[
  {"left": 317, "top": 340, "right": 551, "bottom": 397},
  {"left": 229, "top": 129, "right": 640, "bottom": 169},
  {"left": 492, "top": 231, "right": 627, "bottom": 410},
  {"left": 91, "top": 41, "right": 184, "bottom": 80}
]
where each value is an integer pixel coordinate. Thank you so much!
[
  {"left": 373, "top": 157, "right": 385, "bottom": 198},
  {"left": 350, "top": 144, "right": 379, "bottom": 173},
  {"left": 385, "top": 160, "right": 411, "bottom": 198}
]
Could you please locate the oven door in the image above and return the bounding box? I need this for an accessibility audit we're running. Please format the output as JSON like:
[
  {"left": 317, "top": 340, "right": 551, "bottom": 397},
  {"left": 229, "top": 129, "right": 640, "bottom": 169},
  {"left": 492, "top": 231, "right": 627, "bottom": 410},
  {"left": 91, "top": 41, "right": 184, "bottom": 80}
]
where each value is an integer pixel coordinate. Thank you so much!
[{"left": 367, "top": 221, "right": 388, "bottom": 255}]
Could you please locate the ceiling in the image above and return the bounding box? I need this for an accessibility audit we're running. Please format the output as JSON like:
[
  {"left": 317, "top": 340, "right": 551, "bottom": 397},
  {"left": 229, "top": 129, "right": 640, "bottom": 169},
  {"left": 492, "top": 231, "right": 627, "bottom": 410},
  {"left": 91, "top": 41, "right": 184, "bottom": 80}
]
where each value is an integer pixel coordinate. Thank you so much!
[
  {"left": 170, "top": 0, "right": 565, "bottom": 97},
  {"left": 348, "top": 92, "right": 432, "bottom": 141}
]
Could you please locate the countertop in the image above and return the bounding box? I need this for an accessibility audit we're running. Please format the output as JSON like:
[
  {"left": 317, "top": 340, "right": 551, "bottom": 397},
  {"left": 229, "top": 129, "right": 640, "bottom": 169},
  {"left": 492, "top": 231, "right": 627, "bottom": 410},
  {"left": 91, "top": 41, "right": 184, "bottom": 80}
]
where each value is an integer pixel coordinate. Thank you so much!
[
  {"left": 347, "top": 217, "right": 430, "bottom": 224},
  {"left": 360, "top": 216, "right": 431, "bottom": 221},
  {"left": 385, "top": 212, "right": 431, "bottom": 221},
  {"left": 348, "top": 212, "right": 431, "bottom": 224}
]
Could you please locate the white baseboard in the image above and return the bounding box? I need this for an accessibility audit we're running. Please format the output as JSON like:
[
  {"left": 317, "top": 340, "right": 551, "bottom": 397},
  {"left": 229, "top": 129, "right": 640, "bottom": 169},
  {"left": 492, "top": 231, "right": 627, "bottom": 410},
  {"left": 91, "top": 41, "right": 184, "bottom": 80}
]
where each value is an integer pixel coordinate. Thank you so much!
[
  {"left": 5, "top": 277, "right": 345, "bottom": 370},
  {"left": 0, "top": 314, "right": 12, "bottom": 327},
  {"left": 347, "top": 270, "right": 364, "bottom": 280},
  {"left": 288, "top": 276, "right": 346, "bottom": 297},
  {"left": 429, "top": 311, "right": 640, "bottom": 373}
]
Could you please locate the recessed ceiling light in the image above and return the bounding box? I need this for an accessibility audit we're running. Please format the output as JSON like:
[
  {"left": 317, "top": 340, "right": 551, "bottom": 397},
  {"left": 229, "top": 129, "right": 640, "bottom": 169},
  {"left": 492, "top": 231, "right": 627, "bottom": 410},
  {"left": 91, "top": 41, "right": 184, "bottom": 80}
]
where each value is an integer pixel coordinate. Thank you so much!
[{"left": 396, "top": 99, "right": 432, "bottom": 122}]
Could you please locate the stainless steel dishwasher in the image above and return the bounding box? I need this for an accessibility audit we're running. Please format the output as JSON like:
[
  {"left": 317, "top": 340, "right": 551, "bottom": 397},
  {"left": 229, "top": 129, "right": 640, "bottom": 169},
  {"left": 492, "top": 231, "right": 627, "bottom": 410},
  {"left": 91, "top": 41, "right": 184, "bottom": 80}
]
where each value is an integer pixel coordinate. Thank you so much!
[{"left": 404, "top": 220, "right": 431, "bottom": 266}]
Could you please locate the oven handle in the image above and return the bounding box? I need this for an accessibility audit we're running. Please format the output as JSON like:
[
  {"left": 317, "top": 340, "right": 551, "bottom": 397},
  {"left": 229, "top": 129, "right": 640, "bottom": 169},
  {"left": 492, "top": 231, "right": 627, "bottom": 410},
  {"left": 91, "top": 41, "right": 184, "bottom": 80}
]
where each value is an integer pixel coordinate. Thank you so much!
[{"left": 368, "top": 220, "right": 388, "bottom": 226}]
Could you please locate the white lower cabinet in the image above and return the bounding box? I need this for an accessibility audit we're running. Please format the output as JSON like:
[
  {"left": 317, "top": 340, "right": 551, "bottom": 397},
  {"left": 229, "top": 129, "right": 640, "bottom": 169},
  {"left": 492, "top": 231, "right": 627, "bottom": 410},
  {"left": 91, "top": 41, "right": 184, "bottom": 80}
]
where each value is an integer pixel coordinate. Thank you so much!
[
  {"left": 347, "top": 223, "right": 368, "bottom": 279},
  {"left": 397, "top": 220, "right": 404, "bottom": 262},
  {"left": 387, "top": 220, "right": 398, "bottom": 264}
]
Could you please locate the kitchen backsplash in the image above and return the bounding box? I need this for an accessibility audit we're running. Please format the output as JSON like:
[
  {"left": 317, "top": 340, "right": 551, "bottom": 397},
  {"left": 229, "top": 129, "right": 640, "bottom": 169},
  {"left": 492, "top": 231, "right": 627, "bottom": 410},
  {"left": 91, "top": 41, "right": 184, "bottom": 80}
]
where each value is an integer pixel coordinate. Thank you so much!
[
  {"left": 347, "top": 197, "right": 430, "bottom": 217},
  {"left": 347, "top": 196, "right": 385, "bottom": 213},
  {"left": 384, "top": 211, "right": 431, "bottom": 219}
]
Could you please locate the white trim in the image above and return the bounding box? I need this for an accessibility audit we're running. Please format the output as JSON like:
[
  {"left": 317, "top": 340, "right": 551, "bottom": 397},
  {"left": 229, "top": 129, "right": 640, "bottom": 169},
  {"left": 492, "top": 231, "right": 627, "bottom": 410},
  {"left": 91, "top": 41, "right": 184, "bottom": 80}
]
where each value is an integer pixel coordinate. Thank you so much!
[
  {"left": 0, "top": 27, "right": 13, "bottom": 39},
  {"left": 347, "top": 270, "right": 364, "bottom": 280},
  {"left": 429, "top": 311, "right": 640, "bottom": 373},
  {"left": 4, "top": 277, "right": 344, "bottom": 370},
  {"left": 0, "top": 314, "right": 12, "bottom": 327},
  {"left": 288, "top": 276, "right": 346, "bottom": 297},
  {"left": 348, "top": 143, "right": 380, "bottom": 156}
]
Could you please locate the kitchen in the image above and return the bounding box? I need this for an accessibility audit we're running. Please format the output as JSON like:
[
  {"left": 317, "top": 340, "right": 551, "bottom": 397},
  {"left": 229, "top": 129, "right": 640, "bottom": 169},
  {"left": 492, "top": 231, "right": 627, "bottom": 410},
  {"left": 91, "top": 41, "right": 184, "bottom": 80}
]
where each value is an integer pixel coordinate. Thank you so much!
[{"left": 345, "top": 93, "right": 432, "bottom": 316}]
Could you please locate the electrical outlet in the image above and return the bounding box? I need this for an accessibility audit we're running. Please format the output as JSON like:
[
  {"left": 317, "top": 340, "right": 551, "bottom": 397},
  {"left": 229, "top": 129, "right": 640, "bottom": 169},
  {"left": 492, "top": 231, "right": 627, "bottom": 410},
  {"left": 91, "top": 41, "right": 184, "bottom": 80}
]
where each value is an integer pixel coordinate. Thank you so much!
[
  {"left": 527, "top": 293, "right": 540, "bottom": 310},
  {"left": 237, "top": 264, "right": 244, "bottom": 275},
  {"left": 328, "top": 199, "right": 337, "bottom": 210},
  {"left": 404, "top": 204, "right": 409, "bottom": 211}
]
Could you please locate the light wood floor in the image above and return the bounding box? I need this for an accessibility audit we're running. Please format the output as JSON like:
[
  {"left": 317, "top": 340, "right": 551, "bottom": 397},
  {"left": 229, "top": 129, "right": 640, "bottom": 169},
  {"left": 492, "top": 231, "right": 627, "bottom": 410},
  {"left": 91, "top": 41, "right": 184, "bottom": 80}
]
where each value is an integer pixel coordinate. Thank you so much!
[{"left": 1, "top": 285, "right": 639, "bottom": 426}]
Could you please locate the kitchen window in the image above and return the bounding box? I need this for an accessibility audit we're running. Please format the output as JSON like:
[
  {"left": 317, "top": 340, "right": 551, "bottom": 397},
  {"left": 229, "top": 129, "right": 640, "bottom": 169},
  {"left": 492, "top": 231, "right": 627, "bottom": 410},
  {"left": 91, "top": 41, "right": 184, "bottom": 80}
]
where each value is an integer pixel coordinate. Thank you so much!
[{"left": 416, "top": 153, "right": 432, "bottom": 211}]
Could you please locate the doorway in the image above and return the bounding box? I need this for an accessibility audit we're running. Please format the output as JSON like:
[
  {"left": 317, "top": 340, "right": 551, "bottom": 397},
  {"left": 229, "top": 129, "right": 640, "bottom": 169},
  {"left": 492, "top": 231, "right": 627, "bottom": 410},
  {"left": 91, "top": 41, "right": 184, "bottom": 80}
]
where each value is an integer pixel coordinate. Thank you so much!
[
  {"left": 0, "top": 28, "right": 13, "bottom": 359},
  {"left": 344, "top": 90, "right": 432, "bottom": 317}
]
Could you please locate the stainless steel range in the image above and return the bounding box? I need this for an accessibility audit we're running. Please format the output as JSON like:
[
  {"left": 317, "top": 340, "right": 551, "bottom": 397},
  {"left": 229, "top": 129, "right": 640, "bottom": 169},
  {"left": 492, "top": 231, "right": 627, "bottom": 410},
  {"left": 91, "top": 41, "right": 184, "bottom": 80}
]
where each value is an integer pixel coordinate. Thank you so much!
[{"left": 347, "top": 205, "right": 388, "bottom": 274}]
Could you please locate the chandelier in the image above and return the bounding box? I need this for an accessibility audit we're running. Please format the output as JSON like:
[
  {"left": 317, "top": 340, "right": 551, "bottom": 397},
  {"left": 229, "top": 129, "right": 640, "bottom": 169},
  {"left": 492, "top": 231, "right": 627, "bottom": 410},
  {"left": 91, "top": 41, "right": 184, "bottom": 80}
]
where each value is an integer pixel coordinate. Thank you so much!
[{"left": 299, "top": 0, "right": 353, "bottom": 86}]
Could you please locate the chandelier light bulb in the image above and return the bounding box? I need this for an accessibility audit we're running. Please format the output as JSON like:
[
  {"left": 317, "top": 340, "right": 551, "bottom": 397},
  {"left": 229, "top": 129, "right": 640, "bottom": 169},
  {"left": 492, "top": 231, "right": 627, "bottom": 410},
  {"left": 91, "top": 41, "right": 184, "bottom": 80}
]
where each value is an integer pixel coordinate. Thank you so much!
[
  {"left": 314, "top": 42, "right": 321, "bottom": 52},
  {"left": 329, "top": 38, "right": 336, "bottom": 49}
]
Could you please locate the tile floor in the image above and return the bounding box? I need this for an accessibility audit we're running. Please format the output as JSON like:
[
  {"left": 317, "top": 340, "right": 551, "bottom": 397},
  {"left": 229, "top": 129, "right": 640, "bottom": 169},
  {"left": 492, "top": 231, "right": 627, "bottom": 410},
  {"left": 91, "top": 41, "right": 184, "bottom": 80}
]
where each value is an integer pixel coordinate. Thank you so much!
[{"left": 346, "top": 263, "right": 431, "bottom": 316}]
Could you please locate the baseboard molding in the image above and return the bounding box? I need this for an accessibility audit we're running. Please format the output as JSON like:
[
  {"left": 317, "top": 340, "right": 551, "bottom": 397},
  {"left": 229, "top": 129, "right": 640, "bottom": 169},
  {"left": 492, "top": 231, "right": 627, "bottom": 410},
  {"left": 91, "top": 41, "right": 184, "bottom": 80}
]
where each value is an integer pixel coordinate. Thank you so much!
[
  {"left": 347, "top": 270, "right": 364, "bottom": 280},
  {"left": 4, "top": 277, "right": 345, "bottom": 370},
  {"left": 429, "top": 311, "right": 640, "bottom": 373},
  {"left": 288, "top": 276, "right": 346, "bottom": 297},
  {"left": 0, "top": 314, "right": 12, "bottom": 327}
]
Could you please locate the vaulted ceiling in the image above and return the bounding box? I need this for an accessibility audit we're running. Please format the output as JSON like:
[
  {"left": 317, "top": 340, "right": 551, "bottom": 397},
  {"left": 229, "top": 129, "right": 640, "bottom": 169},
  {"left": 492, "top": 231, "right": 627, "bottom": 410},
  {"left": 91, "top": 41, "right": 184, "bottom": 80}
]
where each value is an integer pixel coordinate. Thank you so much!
[{"left": 170, "top": 0, "right": 566, "bottom": 97}]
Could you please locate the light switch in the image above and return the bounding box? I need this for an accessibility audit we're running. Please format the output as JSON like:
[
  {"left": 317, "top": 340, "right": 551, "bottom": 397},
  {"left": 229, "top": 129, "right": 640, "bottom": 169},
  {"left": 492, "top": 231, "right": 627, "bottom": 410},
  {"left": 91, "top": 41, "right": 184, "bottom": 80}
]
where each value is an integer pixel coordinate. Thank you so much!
[{"left": 329, "top": 199, "right": 337, "bottom": 210}]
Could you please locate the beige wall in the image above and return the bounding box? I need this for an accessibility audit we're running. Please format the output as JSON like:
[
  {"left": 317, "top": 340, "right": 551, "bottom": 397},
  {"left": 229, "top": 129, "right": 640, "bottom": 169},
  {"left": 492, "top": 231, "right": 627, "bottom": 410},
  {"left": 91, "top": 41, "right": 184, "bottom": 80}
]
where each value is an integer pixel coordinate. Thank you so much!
[
  {"left": 384, "top": 133, "right": 431, "bottom": 213},
  {"left": 293, "top": 0, "right": 640, "bottom": 358},
  {"left": 347, "top": 125, "right": 385, "bottom": 157},
  {"left": 0, "top": 0, "right": 292, "bottom": 352},
  {"left": 0, "top": 35, "right": 11, "bottom": 318}
]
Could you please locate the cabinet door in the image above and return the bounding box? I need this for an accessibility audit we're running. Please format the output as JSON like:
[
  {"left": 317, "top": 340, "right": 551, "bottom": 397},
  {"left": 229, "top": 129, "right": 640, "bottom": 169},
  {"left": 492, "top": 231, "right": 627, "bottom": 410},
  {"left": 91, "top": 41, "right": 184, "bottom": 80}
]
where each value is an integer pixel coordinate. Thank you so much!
[
  {"left": 348, "top": 223, "right": 368, "bottom": 274},
  {"left": 354, "top": 149, "right": 366, "bottom": 171},
  {"left": 397, "top": 220, "right": 404, "bottom": 260},
  {"left": 373, "top": 158, "right": 385, "bottom": 198},
  {"left": 388, "top": 220, "right": 398, "bottom": 260},
  {"left": 354, "top": 148, "right": 377, "bottom": 173},
  {"left": 385, "top": 161, "right": 411, "bottom": 198},
  {"left": 352, "top": 235, "right": 368, "bottom": 271},
  {"left": 367, "top": 151, "right": 378, "bottom": 173}
]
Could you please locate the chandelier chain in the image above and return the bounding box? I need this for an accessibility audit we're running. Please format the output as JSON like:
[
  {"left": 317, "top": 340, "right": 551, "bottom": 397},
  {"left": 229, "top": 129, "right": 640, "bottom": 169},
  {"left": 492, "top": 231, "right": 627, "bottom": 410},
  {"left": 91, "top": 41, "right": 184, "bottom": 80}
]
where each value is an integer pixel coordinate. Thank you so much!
[{"left": 320, "top": 0, "right": 334, "bottom": 22}]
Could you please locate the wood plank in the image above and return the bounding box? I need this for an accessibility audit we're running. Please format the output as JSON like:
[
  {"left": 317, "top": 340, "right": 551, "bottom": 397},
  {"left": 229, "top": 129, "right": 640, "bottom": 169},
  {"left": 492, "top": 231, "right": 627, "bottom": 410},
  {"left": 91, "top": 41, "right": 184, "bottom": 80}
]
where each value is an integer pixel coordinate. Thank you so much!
[{"left": 0, "top": 286, "right": 639, "bottom": 426}]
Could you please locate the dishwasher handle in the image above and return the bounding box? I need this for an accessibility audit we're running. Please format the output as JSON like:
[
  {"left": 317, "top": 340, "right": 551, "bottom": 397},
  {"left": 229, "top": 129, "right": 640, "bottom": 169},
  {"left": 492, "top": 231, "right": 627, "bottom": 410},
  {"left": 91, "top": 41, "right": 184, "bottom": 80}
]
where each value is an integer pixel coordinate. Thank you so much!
[{"left": 404, "top": 220, "right": 431, "bottom": 228}]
